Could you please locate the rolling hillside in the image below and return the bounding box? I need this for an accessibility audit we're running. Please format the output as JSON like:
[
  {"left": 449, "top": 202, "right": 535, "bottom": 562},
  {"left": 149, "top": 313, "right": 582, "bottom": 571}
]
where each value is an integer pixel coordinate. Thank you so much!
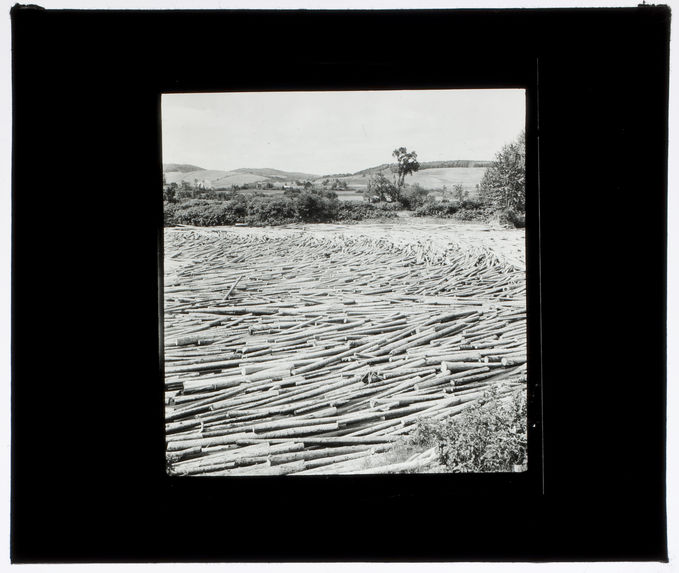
[
  {"left": 164, "top": 162, "right": 489, "bottom": 192},
  {"left": 326, "top": 167, "right": 488, "bottom": 193},
  {"left": 233, "top": 167, "right": 318, "bottom": 181},
  {"left": 165, "top": 167, "right": 319, "bottom": 189},
  {"left": 408, "top": 167, "right": 487, "bottom": 191},
  {"left": 163, "top": 163, "right": 205, "bottom": 173}
]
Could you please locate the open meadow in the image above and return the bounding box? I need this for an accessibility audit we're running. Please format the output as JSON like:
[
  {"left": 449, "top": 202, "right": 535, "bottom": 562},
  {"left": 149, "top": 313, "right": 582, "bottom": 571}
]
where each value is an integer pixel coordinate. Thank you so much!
[{"left": 163, "top": 219, "right": 527, "bottom": 475}]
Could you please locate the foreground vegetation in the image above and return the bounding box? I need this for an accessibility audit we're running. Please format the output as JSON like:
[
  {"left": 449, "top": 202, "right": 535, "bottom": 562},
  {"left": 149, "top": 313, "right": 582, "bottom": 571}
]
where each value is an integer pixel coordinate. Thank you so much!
[
  {"left": 410, "top": 386, "right": 527, "bottom": 472},
  {"left": 164, "top": 191, "right": 399, "bottom": 226}
]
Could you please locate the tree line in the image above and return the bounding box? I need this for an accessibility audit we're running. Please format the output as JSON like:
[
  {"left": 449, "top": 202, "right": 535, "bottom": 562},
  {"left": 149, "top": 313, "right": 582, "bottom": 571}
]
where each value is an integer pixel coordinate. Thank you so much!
[{"left": 163, "top": 133, "right": 526, "bottom": 227}]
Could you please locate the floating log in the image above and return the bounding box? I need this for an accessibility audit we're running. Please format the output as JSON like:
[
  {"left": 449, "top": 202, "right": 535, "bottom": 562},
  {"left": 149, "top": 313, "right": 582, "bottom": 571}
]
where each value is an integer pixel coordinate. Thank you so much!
[{"left": 164, "top": 225, "right": 527, "bottom": 475}]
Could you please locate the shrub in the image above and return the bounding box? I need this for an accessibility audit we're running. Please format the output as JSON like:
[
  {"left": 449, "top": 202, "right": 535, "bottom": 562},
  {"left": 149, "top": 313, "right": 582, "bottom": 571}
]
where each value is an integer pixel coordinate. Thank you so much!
[
  {"left": 452, "top": 184, "right": 469, "bottom": 202},
  {"left": 246, "top": 196, "right": 298, "bottom": 225},
  {"left": 163, "top": 186, "right": 178, "bottom": 203},
  {"left": 453, "top": 205, "right": 493, "bottom": 222},
  {"left": 413, "top": 202, "right": 459, "bottom": 217},
  {"left": 165, "top": 199, "right": 240, "bottom": 226},
  {"left": 398, "top": 183, "right": 430, "bottom": 210},
  {"left": 163, "top": 190, "right": 404, "bottom": 227},
  {"left": 176, "top": 188, "right": 196, "bottom": 201},
  {"left": 225, "top": 194, "right": 248, "bottom": 217},
  {"left": 163, "top": 201, "right": 180, "bottom": 225},
  {"left": 377, "top": 201, "right": 402, "bottom": 212},
  {"left": 504, "top": 209, "right": 526, "bottom": 228},
  {"left": 335, "top": 202, "right": 398, "bottom": 221},
  {"left": 412, "top": 198, "right": 492, "bottom": 221},
  {"left": 410, "top": 386, "right": 527, "bottom": 472},
  {"left": 295, "top": 191, "right": 339, "bottom": 222}
]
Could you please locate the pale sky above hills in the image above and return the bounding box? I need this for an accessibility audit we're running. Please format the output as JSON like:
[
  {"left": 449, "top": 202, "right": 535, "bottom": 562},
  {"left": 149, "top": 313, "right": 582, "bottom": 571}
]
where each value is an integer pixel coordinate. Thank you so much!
[{"left": 162, "top": 89, "right": 525, "bottom": 175}]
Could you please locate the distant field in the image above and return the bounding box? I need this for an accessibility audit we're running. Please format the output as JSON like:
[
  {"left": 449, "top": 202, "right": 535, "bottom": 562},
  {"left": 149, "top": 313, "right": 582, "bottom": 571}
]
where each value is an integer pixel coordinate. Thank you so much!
[
  {"left": 166, "top": 169, "right": 268, "bottom": 187},
  {"left": 331, "top": 167, "right": 487, "bottom": 193},
  {"left": 407, "top": 167, "right": 486, "bottom": 190},
  {"left": 165, "top": 165, "right": 489, "bottom": 200},
  {"left": 238, "top": 189, "right": 366, "bottom": 202}
]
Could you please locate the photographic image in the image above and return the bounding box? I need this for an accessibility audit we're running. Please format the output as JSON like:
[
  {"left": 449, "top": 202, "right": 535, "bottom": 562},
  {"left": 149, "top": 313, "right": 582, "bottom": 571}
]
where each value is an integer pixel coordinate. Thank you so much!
[{"left": 162, "top": 89, "right": 527, "bottom": 476}]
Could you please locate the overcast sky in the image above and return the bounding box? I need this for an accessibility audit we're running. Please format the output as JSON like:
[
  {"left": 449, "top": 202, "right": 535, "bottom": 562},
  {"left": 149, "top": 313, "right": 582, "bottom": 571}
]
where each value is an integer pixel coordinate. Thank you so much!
[{"left": 162, "top": 89, "right": 525, "bottom": 175}]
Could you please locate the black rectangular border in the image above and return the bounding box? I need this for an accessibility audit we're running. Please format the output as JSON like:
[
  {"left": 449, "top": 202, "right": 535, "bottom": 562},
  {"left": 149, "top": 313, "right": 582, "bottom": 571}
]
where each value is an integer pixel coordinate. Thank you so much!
[{"left": 11, "top": 7, "right": 668, "bottom": 563}]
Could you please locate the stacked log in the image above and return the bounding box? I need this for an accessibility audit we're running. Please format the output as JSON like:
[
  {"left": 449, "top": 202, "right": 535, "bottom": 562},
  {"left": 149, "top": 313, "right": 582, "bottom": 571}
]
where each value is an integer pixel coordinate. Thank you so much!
[{"left": 164, "top": 224, "right": 527, "bottom": 475}]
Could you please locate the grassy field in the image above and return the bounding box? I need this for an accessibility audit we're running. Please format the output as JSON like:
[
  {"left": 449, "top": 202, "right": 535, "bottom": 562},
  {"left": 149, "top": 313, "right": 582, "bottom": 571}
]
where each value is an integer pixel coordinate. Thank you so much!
[
  {"left": 329, "top": 167, "right": 487, "bottom": 194},
  {"left": 166, "top": 170, "right": 269, "bottom": 187},
  {"left": 408, "top": 167, "right": 487, "bottom": 191}
]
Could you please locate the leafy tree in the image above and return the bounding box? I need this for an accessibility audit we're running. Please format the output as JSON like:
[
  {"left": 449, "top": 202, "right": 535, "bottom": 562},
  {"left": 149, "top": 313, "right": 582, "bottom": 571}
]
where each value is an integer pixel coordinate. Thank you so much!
[
  {"left": 331, "top": 178, "right": 347, "bottom": 191},
  {"left": 163, "top": 185, "right": 177, "bottom": 203},
  {"left": 479, "top": 131, "right": 526, "bottom": 213},
  {"left": 392, "top": 147, "right": 420, "bottom": 189},
  {"left": 367, "top": 172, "right": 398, "bottom": 202},
  {"left": 453, "top": 184, "right": 469, "bottom": 202}
]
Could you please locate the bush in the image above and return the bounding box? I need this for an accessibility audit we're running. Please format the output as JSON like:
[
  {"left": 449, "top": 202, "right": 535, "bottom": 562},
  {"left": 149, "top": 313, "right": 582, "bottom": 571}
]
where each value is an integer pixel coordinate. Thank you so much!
[
  {"left": 163, "top": 201, "right": 179, "bottom": 225},
  {"left": 452, "top": 184, "right": 469, "bottom": 202},
  {"left": 504, "top": 208, "right": 526, "bottom": 228},
  {"left": 398, "top": 183, "right": 430, "bottom": 210},
  {"left": 411, "top": 198, "right": 491, "bottom": 221},
  {"left": 163, "top": 187, "right": 178, "bottom": 203},
  {"left": 176, "top": 188, "right": 196, "bottom": 201},
  {"left": 165, "top": 199, "right": 241, "bottom": 226},
  {"left": 225, "top": 193, "right": 249, "bottom": 217},
  {"left": 413, "top": 202, "right": 459, "bottom": 217},
  {"left": 295, "top": 191, "right": 339, "bottom": 222},
  {"left": 410, "top": 387, "right": 527, "bottom": 472},
  {"left": 377, "top": 201, "right": 402, "bottom": 212},
  {"left": 335, "top": 202, "right": 399, "bottom": 221},
  {"left": 246, "top": 196, "right": 298, "bottom": 225},
  {"left": 163, "top": 191, "right": 401, "bottom": 227}
]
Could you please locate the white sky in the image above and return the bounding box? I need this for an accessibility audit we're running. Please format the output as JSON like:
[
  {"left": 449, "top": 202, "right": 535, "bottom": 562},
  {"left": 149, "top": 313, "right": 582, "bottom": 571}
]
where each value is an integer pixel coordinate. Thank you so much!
[{"left": 162, "top": 89, "right": 525, "bottom": 175}]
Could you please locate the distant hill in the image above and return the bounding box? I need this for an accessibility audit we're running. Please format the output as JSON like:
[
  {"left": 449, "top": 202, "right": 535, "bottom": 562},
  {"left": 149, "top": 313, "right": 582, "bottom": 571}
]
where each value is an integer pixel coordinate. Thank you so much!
[
  {"left": 163, "top": 163, "right": 206, "bottom": 173},
  {"left": 319, "top": 167, "right": 488, "bottom": 193},
  {"left": 165, "top": 169, "right": 268, "bottom": 188},
  {"left": 420, "top": 160, "right": 493, "bottom": 169},
  {"left": 350, "top": 160, "right": 491, "bottom": 177},
  {"left": 164, "top": 161, "right": 491, "bottom": 192},
  {"left": 407, "top": 167, "right": 487, "bottom": 191},
  {"left": 349, "top": 164, "right": 393, "bottom": 177},
  {"left": 233, "top": 167, "right": 319, "bottom": 181},
  {"left": 164, "top": 167, "right": 319, "bottom": 189}
]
